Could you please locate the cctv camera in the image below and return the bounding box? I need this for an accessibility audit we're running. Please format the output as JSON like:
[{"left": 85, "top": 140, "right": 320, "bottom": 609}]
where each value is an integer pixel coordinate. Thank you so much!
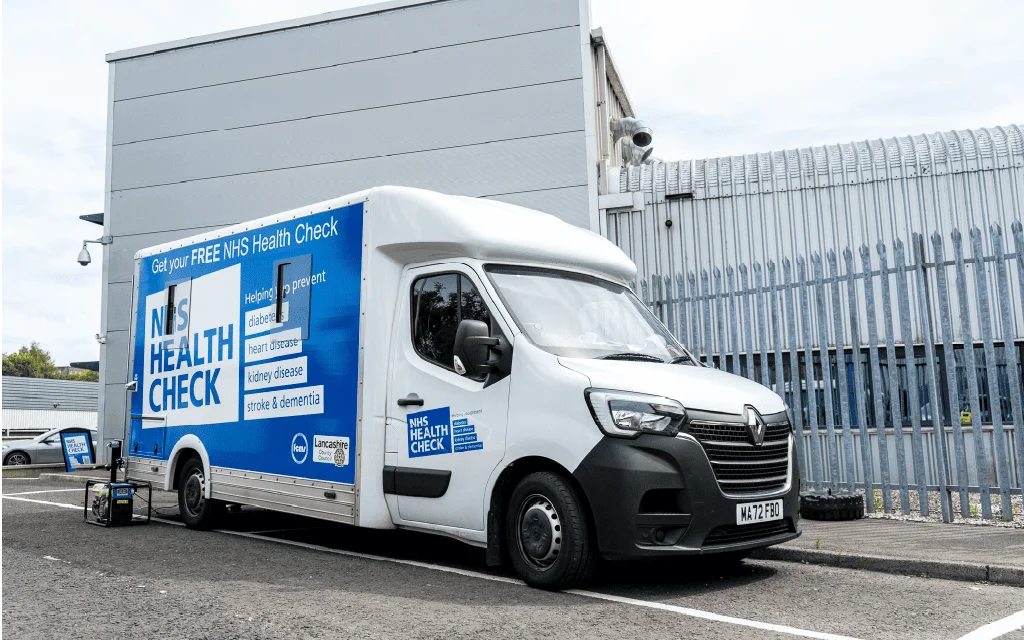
[
  {"left": 611, "top": 117, "right": 653, "bottom": 148},
  {"left": 77, "top": 245, "right": 92, "bottom": 266}
]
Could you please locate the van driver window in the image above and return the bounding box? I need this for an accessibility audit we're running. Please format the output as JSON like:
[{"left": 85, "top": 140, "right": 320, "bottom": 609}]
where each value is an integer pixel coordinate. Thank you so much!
[{"left": 411, "top": 273, "right": 491, "bottom": 371}]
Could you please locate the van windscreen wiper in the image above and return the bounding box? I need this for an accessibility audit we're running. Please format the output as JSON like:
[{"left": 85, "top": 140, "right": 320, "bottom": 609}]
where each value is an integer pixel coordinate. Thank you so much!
[{"left": 596, "top": 352, "right": 666, "bottom": 363}]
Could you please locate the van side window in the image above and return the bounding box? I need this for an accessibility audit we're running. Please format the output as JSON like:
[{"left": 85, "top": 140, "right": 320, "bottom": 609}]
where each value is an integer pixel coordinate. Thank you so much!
[{"left": 411, "top": 273, "right": 491, "bottom": 371}]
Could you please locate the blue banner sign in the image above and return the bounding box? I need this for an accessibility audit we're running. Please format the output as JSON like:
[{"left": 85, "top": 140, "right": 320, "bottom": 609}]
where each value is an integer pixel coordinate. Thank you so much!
[{"left": 60, "top": 431, "right": 95, "bottom": 472}]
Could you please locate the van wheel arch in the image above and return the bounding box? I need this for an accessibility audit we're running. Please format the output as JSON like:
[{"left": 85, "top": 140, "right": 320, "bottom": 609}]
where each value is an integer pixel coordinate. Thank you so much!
[
  {"left": 164, "top": 436, "right": 212, "bottom": 496},
  {"left": 486, "top": 457, "right": 597, "bottom": 568},
  {"left": 170, "top": 449, "right": 201, "bottom": 491}
]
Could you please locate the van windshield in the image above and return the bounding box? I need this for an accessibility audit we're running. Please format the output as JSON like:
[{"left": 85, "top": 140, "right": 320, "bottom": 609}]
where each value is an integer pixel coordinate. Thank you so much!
[{"left": 485, "top": 265, "right": 693, "bottom": 362}]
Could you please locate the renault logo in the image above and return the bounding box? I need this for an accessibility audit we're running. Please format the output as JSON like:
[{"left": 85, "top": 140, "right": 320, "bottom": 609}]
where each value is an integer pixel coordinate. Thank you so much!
[{"left": 745, "top": 406, "right": 766, "bottom": 446}]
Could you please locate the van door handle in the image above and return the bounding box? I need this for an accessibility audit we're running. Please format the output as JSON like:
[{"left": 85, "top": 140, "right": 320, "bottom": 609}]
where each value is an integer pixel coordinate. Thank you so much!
[{"left": 397, "top": 394, "right": 424, "bottom": 407}]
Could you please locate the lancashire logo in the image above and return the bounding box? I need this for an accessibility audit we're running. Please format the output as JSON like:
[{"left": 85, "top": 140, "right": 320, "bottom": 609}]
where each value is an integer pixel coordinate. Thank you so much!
[
  {"left": 745, "top": 405, "right": 766, "bottom": 446},
  {"left": 291, "top": 433, "right": 309, "bottom": 464},
  {"left": 312, "top": 435, "right": 350, "bottom": 467}
]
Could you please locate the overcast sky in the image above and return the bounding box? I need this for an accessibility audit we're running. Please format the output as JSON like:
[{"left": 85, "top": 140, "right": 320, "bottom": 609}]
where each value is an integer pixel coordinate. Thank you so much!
[{"left": 3, "top": 0, "right": 1023, "bottom": 365}]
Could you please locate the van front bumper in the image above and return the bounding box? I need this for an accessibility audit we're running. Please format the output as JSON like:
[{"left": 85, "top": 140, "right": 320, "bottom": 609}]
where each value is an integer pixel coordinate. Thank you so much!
[{"left": 572, "top": 432, "right": 801, "bottom": 561}]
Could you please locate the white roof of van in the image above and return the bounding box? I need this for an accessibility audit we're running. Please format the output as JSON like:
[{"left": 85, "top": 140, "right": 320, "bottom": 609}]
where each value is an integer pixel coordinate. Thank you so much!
[
  {"left": 368, "top": 187, "right": 636, "bottom": 283},
  {"left": 135, "top": 186, "right": 637, "bottom": 284}
]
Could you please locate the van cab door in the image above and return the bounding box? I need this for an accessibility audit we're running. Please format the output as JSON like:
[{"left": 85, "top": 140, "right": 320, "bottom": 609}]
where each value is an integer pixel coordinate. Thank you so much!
[{"left": 386, "top": 264, "right": 510, "bottom": 531}]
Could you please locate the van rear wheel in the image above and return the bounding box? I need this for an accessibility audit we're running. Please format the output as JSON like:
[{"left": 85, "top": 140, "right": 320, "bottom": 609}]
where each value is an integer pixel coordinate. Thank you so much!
[
  {"left": 177, "top": 456, "right": 225, "bottom": 529},
  {"left": 506, "top": 471, "right": 595, "bottom": 589}
]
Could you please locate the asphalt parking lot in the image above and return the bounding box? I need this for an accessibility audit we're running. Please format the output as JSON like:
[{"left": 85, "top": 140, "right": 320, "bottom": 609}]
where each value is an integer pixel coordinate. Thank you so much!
[{"left": 3, "top": 475, "right": 1023, "bottom": 640}]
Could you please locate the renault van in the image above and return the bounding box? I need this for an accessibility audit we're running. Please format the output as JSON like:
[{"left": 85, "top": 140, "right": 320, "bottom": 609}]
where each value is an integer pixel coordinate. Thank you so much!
[{"left": 126, "top": 186, "right": 801, "bottom": 589}]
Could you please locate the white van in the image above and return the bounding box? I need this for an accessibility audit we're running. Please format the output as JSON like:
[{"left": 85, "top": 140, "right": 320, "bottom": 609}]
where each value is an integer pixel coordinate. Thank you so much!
[{"left": 125, "top": 186, "right": 800, "bottom": 588}]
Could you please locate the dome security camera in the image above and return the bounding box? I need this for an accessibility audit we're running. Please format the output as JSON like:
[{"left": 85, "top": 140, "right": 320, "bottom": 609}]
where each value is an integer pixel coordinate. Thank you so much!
[
  {"left": 76, "top": 236, "right": 110, "bottom": 266},
  {"left": 77, "top": 244, "right": 92, "bottom": 266}
]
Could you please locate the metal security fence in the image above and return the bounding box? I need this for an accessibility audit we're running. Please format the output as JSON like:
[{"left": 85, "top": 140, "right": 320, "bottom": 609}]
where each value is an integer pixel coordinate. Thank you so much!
[{"left": 601, "top": 126, "right": 1024, "bottom": 522}]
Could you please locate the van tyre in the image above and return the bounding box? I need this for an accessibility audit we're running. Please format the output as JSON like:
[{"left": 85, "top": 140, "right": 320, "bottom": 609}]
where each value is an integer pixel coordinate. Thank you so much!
[
  {"left": 800, "top": 490, "right": 864, "bottom": 521},
  {"left": 506, "top": 471, "right": 595, "bottom": 590},
  {"left": 177, "top": 456, "right": 225, "bottom": 529}
]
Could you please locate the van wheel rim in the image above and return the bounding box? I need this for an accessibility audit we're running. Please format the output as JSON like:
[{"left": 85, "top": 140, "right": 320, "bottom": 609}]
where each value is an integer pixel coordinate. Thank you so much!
[
  {"left": 183, "top": 469, "right": 206, "bottom": 517},
  {"left": 516, "top": 494, "right": 562, "bottom": 570}
]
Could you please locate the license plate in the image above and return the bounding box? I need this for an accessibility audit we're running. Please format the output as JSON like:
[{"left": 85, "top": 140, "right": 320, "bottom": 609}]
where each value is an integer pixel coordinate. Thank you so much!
[{"left": 736, "top": 499, "right": 783, "bottom": 525}]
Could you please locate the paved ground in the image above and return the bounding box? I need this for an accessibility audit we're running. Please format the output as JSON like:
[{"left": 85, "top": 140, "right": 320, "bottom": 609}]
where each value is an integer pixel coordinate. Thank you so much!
[
  {"left": 784, "top": 519, "right": 1024, "bottom": 569},
  {"left": 3, "top": 475, "right": 1023, "bottom": 640}
]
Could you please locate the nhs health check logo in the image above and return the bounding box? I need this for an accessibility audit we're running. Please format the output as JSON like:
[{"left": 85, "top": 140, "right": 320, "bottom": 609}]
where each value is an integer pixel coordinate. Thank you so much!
[
  {"left": 292, "top": 433, "right": 309, "bottom": 464},
  {"left": 407, "top": 407, "right": 452, "bottom": 458}
]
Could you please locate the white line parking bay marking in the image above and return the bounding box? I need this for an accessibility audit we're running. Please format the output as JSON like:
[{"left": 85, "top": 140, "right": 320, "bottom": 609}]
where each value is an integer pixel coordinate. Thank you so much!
[{"left": 957, "top": 610, "right": 1024, "bottom": 640}]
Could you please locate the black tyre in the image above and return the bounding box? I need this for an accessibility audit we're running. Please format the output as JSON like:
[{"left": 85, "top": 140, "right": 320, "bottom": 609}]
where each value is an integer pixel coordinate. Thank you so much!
[
  {"left": 506, "top": 471, "right": 595, "bottom": 590},
  {"left": 177, "top": 456, "right": 225, "bottom": 529},
  {"left": 4, "top": 451, "right": 31, "bottom": 466},
  {"left": 800, "top": 491, "right": 864, "bottom": 521}
]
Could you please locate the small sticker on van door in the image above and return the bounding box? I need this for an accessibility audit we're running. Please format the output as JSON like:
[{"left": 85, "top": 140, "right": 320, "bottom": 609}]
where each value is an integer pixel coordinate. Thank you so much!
[{"left": 451, "top": 414, "right": 483, "bottom": 452}]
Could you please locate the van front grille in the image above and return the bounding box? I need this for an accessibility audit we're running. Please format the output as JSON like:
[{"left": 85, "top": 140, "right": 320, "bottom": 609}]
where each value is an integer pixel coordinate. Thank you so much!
[{"left": 687, "top": 419, "right": 791, "bottom": 495}]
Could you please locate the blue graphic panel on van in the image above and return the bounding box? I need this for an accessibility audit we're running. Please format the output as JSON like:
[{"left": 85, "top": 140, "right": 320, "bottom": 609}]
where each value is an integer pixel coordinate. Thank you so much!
[
  {"left": 407, "top": 407, "right": 452, "bottom": 457},
  {"left": 128, "top": 204, "right": 363, "bottom": 485}
]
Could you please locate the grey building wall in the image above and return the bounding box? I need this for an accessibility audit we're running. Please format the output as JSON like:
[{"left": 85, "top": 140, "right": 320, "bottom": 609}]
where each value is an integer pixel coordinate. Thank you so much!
[{"left": 97, "top": 0, "right": 611, "bottom": 450}]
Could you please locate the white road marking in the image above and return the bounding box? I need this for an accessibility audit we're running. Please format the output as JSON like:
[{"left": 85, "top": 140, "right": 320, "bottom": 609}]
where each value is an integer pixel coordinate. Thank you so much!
[
  {"left": 566, "top": 589, "right": 862, "bottom": 640},
  {"left": 245, "top": 526, "right": 335, "bottom": 535},
  {"left": 152, "top": 517, "right": 184, "bottom": 527},
  {"left": 21, "top": 501, "right": 866, "bottom": 639},
  {"left": 0, "top": 495, "right": 80, "bottom": 509},
  {"left": 957, "top": 610, "right": 1024, "bottom": 640},
  {"left": 208, "top": 527, "right": 522, "bottom": 585},
  {"left": 5, "top": 488, "right": 85, "bottom": 496}
]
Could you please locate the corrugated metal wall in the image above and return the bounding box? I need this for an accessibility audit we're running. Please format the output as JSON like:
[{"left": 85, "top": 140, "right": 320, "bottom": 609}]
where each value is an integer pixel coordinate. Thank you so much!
[
  {"left": 2, "top": 376, "right": 99, "bottom": 412},
  {"left": 2, "top": 377, "right": 99, "bottom": 437},
  {"left": 2, "top": 409, "right": 98, "bottom": 433},
  {"left": 601, "top": 126, "right": 1024, "bottom": 521},
  {"left": 604, "top": 126, "right": 1024, "bottom": 347}
]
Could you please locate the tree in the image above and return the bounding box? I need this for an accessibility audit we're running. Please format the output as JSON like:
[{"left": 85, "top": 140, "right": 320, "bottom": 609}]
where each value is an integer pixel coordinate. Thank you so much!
[{"left": 1, "top": 343, "right": 99, "bottom": 382}]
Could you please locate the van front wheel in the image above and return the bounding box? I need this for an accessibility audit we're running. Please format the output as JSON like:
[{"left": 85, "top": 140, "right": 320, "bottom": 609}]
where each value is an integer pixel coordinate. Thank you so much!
[{"left": 506, "top": 471, "right": 595, "bottom": 589}]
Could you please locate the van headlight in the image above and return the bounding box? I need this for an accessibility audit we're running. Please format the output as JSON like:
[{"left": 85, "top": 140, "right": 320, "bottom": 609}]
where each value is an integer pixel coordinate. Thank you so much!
[{"left": 585, "top": 389, "right": 687, "bottom": 438}]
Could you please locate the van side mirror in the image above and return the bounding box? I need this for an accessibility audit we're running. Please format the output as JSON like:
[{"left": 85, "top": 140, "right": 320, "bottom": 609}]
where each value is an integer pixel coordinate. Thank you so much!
[{"left": 454, "top": 319, "right": 493, "bottom": 378}]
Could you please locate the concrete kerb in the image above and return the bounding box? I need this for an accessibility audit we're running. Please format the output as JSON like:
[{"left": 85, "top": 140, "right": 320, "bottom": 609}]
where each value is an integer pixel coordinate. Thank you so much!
[
  {"left": 36, "top": 472, "right": 112, "bottom": 483},
  {"left": 752, "top": 546, "right": 1024, "bottom": 588}
]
